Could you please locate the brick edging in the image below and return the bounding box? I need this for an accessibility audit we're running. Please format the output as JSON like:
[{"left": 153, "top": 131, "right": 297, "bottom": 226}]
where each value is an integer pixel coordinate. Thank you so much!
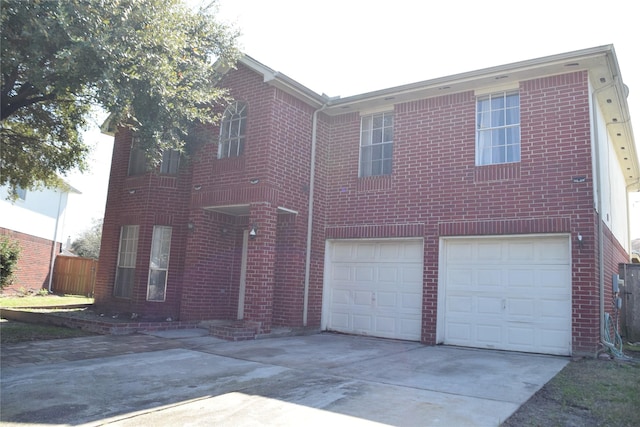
[{"left": 0, "top": 308, "right": 200, "bottom": 335}]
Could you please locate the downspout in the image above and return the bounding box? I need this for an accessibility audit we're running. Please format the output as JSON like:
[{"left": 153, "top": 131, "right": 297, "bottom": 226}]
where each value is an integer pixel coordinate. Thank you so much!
[
  {"left": 303, "top": 103, "right": 327, "bottom": 326},
  {"left": 48, "top": 190, "right": 64, "bottom": 292}
]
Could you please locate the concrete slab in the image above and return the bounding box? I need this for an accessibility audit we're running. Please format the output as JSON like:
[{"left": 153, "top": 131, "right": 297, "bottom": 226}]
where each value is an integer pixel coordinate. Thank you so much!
[{"left": 0, "top": 333, "right": 568, "bottom": 426}]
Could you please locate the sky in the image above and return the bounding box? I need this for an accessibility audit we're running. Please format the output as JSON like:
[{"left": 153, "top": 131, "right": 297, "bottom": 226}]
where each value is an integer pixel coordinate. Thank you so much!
[{"left": 62, "top": 0, "right": 640, "bottom": 242}]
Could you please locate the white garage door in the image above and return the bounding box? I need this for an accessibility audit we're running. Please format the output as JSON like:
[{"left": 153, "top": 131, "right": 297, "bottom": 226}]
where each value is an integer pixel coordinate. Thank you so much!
[
  {"left": 323, "top": 239, "right": 424, "bottom": 341},
  {"left": 441, "top": 235, "right": 571, "bottom": 355}
]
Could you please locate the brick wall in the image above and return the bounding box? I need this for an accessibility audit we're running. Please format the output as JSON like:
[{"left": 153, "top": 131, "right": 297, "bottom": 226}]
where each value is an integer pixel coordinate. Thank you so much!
[
  {"left": 0, "top": 228, "right": 58, "bottom": 293},
  {"left": 321, "top": 71, "right": 602, "bottom": 350}
]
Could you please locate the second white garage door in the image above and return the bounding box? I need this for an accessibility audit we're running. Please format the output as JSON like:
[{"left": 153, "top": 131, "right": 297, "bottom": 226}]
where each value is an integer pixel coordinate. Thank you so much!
[
  {"left": 439, "top": 235, "right": 572, "bottom": 355},
  {"left": 323, "top": 239, "right": 424, "bottom": 341}
]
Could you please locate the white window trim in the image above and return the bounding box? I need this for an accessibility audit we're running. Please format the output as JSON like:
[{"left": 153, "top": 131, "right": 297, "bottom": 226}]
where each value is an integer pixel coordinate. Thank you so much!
[
  {"left": 147, "top": 225, "right": 172, "bottom": 302},
  {"left": 359, "top": 111, "right": 394, "bottom": 177},
  {"left": 218, "top": 101, "right": 247, "bottom": 159},
  {"left": 475, "top": 91, "right": 521, "bottom": 166}
]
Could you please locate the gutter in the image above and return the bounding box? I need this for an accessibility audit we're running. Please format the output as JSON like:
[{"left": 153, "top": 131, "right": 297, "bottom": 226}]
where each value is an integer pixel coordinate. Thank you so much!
[{"left": 303, "top": 103, "right": 327, "bottom": 326}]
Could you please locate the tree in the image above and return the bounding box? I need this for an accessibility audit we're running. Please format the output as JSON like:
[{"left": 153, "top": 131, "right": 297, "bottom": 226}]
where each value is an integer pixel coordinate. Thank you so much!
[
  {"left": 0, "top": 236, "right": 21, "bottom": 290},
  {"left": 1, "top": 0, "right": 238, "bottom": 197},
  {"left": 71, "top": 219, "right": 102, "bottom": 259}
]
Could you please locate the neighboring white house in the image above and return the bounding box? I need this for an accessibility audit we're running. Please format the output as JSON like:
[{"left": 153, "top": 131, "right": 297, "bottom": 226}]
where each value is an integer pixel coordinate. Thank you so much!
[{"left": 0, "top": 182, "right": 80, "bottom": 293}]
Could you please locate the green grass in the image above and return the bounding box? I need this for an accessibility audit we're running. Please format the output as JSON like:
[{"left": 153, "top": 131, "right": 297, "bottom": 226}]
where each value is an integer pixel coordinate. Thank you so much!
[
  {"left": 0, "top": 294, "right": 94, "bottom": 308},
  {"left": 0, "top": 320, "right": 96, "bottom": 343}
]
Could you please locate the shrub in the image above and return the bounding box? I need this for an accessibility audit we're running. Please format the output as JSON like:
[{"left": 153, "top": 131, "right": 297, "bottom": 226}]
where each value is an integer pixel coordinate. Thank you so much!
[{"left": 0, "top": 236, "right": 21, "bottom": 290}]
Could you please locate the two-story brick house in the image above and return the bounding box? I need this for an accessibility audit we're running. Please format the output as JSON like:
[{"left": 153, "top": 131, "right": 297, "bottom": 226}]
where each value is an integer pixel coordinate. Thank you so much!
[{"left": 95, "top": 45, "right": 639, "bottom": 356}]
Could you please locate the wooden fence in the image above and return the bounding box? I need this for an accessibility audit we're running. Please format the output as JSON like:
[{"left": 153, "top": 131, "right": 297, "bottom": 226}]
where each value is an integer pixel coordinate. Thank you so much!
[{"left": 52, "top": 255, "right": 97, "bottom": 297}]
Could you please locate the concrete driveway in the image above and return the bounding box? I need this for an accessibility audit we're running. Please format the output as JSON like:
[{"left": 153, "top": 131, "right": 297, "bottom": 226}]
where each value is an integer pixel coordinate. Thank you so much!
[{"left": 1, "top": 330, "right": 568, "bottom": 426}]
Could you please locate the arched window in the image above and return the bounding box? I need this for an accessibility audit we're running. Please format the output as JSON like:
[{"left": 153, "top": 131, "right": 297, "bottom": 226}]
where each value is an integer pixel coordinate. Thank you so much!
[{"left": 218, "top": 101, "right": 247, "bottom": 158}]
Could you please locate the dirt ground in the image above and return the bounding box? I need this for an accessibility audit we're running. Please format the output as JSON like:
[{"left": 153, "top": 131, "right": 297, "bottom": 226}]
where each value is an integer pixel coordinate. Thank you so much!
[{"left": 501, "top": 349, "right": 640, "bottom": 427}]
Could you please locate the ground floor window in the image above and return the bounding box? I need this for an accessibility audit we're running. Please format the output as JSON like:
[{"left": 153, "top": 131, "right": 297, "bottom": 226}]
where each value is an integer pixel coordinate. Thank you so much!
[
  {"left": 114, "top": 225, "right": 139, "bottom": 298},
  {"left": 147, "top": 225, "right": 172, "bottom": 302}
]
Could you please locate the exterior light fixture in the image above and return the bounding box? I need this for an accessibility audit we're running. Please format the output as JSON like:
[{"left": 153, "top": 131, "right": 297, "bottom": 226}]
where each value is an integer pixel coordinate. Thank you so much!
[
  {"left": 577, "top": 233, "right": 584, "bottom": 249},
  {"left": 249, "top": 224, "right": 257, "bottom": 239}
]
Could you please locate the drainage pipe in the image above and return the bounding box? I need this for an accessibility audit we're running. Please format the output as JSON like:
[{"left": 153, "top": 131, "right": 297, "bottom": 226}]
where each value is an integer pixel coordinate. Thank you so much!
[{"left": 303, "top": 103, "right": 327, "bottom": 326}]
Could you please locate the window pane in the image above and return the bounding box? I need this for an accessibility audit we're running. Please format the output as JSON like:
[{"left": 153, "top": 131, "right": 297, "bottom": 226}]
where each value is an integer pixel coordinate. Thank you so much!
[
  {"left": 507, "top": 143, "right": 520, "bottom": 162},
  {"left": 491, "top": 129, "right": 505, "bottom": 147},
  {"left": 372, "top": 128, "right": 382, "bottom": 144},
  {"left": 219, "top": 102, "right": 247, "bottom": 158},
  {"left": 477, "top": 97, "right": 490, "bottom": 113},
  {"left": 506, "top": 126, "right": 520, "bottom": 144},
  {"left": 383, "top": 126, "right": 393, "bottom": 142},
  {"left": 506, "top": 93, "right": 519, "bottom": 107},
  {"left": 383, "top": 143, "right": 393, "bottom": 158},
  {"left": 147, "top": 270, "right": 167, "bottom": 301},
  {"left": 115, "top": 268, "right": 134, "bottom": 298},
  {"left": 372, "top": 114, "right": 383, "bottom": 129},
  {"left": 371, "top": 159, "right": 382, "bottom": 176},
  {"left": 382, "top": 158, "right": 392, "bottom": 175},
  {"left": 361, "top": 129, "right": 371, "bottom": 146},
  {"left": 477, "top": 111, "right": 490, "bottom": 129},
  {"left": 491, "top": 110, "right": 505, "bottom": 127},
  {"left": 360, "top": 112, "right": 393, "bottom": 177},
  {"left": 506, "top": 107, "right": 519, "bottom": 125},
  {"left": 491, "top": 96, "right": 505, "bottom": 109}
]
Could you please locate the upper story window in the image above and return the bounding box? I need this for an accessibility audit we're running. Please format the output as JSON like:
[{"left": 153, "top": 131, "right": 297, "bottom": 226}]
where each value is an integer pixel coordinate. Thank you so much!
[
  {"left": 128, "top": 138, "right": 147, "bottom": 176},
  {"left": 360, "top": 112, "right": 393, "bottom": 177},
  {"left": 160, "top": 149, "right": 180, "bottom": 175},
  {"left": 476, "top": 91, "right": 520, "bottom": 166},
  {"left": 129, "top": 137, "right": 180, "bottom": 175},
  {"left": 218, "top": 101, "right": 247, "bottom": 159}
]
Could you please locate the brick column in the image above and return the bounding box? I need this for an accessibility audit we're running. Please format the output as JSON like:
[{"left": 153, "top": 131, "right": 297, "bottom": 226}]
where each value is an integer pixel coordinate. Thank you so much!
[{"left": 243, "top": 202, "right": 277, "bottom": 334}]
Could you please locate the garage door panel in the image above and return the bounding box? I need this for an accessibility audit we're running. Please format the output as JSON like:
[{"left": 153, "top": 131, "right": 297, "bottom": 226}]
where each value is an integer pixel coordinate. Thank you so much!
[
  {"left": 477, "top": 297, "right": 502, "bottom": 314},
  {"left": 353, "top": 291, "right": 372, "bottom": 306},
  {"left": 448, "top": 269, "right": 473, "bottom": 288},
  {"left": 377, "top": 292, "right": 397, "bottom": 308},
  {"left": 506, "top": 326, "right": 535, "bottom": 346},
  {"left": 538, "top": 241, "right": 570, "bottom": 262},
  {"left": 477, "top": 324, "right": 502, "bottom": 344},
  {"left": 355, "top": 266, "right": 375, "bottom": 282},
  {"left": 402, "top": 293, "right": 422, "bottom": 310},
  {"left": 540, "top": 299, "right": 571, "bottom": 319},
  {"left": 507, "top": 298, "right": 535, "bottom": 317},
  {"left": 325, "top": 240, "right": 424, "bottom": 341},
  {"left": 448, "top": 295, "right": 473, "bottom": 313},
  {"left": 506, "top": 242, "right": 535, "bottom": 261},
  {"left": 331, "top": 289, "right": 350, "bottom": 304},
  {"left": 477, "top": 242, "right": 503, "bottom": 261},
  {"left": 442, "top": 236, "right": 571, "bottom": 355},
  {"left": 477, "top": 269, "right": 502, "bottom": 288},
  {"left": 332, "top": 265, "right": 351, "bottom": 281},
  {"left": 331, "top": 312, "right": 350, "bottom": 329},
  {"left": 378, "top": 266, "right": 398, "bottom": 282},
  {"left": 354, "top": 243, "right": 376, "bottom": 260},
  {"left": 402, "top": 266, "right": 423, "bottom": 283},
  {"left": 353, "top": 314, "right": 372, "bottom": 331}
]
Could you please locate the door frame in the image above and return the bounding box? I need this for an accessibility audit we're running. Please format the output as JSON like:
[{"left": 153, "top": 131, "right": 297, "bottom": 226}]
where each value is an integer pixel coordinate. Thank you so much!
[{"left": 237, "top": 230, "right": 249, "bottom": 320}]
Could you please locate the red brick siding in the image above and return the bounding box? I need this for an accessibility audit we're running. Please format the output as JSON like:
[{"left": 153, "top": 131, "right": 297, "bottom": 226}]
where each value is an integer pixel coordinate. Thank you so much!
[
  {"left": 0, "top": 229, "right": 58, "bottom": 292},
  {"left": 322, "top": 71, "right": 601, "bottom": 350}
]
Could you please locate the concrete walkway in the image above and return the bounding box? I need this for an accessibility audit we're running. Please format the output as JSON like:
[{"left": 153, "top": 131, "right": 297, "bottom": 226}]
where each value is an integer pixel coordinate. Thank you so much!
[{"left": 1, "top": 330, "right": 568, "bottom": 426}]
